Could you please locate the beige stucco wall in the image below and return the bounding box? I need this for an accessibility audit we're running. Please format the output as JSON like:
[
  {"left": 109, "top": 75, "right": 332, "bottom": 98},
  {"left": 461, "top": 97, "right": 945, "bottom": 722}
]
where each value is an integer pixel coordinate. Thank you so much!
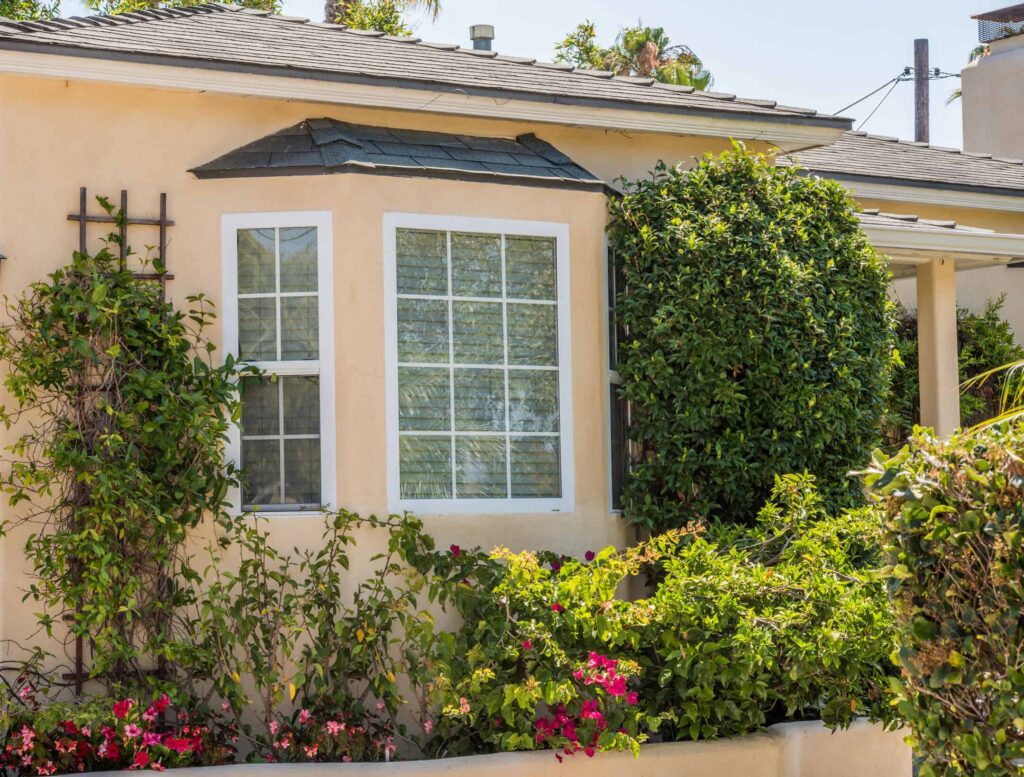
[
  {"left": 963, "top": 34, "right": 1024, "bottom": 160},
  {"left": 0, "top": 72, "right": 778, "bottom": 650},
  {"left": 80, "top": 720, "right": 912, "bottom": 777}
]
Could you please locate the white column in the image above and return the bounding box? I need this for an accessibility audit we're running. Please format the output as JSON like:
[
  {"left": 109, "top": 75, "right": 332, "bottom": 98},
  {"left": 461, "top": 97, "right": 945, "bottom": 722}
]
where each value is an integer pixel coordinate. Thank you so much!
[{"left": 917, "top": 257, "right": 960, "bottom": 436}]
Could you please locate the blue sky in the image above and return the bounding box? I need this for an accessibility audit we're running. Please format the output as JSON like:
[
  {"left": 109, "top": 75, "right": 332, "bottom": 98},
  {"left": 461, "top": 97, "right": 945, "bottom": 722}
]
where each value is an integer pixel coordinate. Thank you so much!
[{"left": 62, "top": 0, "right": 991, "bottom": 149}]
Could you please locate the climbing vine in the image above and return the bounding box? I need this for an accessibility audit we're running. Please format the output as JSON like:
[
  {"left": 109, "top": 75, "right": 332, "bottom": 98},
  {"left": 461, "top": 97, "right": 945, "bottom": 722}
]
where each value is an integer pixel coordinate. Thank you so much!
[{"left": 0, "top": 202, "right": 248, "bottom": 694}]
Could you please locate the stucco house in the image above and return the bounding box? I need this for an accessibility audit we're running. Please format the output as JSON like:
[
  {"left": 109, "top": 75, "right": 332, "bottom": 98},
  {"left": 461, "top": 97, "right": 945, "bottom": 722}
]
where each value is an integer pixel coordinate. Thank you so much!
[{"left": 1, "top": 3, "right": 1024, "bottom": 650}]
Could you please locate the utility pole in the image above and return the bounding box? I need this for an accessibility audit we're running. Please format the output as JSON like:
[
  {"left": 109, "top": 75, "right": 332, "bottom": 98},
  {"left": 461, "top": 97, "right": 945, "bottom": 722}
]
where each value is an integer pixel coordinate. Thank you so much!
[{"left": 914, "top": 38, "right": 930, "bottom": 143}]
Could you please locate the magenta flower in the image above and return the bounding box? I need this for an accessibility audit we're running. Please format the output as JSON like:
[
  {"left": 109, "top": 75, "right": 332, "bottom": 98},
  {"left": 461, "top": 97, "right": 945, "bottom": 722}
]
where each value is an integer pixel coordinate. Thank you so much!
[
  {"left": 551, "top": 560, "right": 562, "bottom": 572},
  {"left": 627, "top": 691, "right": 639, "bottom": 705},
  {"left": 550, "top": 602, "right": 564, "bottom": 613},
  {"left": 584, "top": 550, "right": 595, "bottom": 562},
  {"left": 123, "top": 723, "right": 142, "bottom": 739},
  {"left": 522, "top": 639, "right": 533, "bottom": 650},
  {"left": 449, "top": 544, "right": 461, "bottom": 557}
]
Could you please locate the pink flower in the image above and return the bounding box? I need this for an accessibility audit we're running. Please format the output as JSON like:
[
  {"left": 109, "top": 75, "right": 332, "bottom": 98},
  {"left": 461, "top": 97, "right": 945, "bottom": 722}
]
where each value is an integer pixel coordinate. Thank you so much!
[
  {"left": 584, "top": 550, "right": 595, "bottom": 562},
  {"left": 626, "top": 692, "right": 639, "bottom": 705},
  {"left": 303, "top": 744, "right": 318, "bottom": 758},
  {"left": 123, "top": 723, "right": 142, "bottom": 739},
  {"left": 550, "top": 603, "right": 564, "bottom": 613},
  {"left": 585, "top": 746, "right": 595, "bottom": 758},
  {"left": 143, "top": 732, "right": 163, "bottom": 747},
  {"left": 376, "top": 701, "right": 386, "bottom": 712},
  {"left": 449, "top": 544, "right": 461, "bottom": 557},
  {"left": 522, "top": 639, "right": 533, "bottom": 650},
  {"left": 142, "top": 706, "right": 158, "bottom": 722},
  {"left": 422, "top": 719, "right": 433, "bottom": 734},
  {"left": 343, "top": 755, "right": 353, "bottom": 763},
  {"left": 268, "top": 720, "right": 280, "bottom": 735},
  {"left": 298, "top": 709, "right": 312, "bottom": 725},
  {"left": 113, "top": 698, "right": 134, "bottom": 719},
  {"left": 17, "top": 686, "right": 32, "bottom": 700},
  {"left": 326, "top": 720, "right": 342, "bottom": 736},
  {"left": 458, "top": 697, "right": 471, "bottom": 714}
]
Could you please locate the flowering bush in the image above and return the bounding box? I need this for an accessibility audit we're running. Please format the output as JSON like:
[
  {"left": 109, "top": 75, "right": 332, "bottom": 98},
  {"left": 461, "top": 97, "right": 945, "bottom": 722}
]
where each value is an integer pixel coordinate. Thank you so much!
[
  {"left": 254, "top": 709, "right": 396, "bottom": 764},
  {"left": 0, "top": 692, "right": 235, "bottom": 775},
  {"left": 423, "top": 475, "right": 897, "bottom": 756}
]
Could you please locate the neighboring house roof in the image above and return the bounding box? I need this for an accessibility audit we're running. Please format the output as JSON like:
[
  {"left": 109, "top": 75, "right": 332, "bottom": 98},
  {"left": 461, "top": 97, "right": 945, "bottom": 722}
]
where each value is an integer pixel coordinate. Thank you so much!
[
  {"left": 0, "top": 4, "right": 848, "bottom": 131},
  {"left": 191, "top": 118, "right": 605, "bottom": 191},
  {"left": 780, "top": 131, "right": 1024, "bottom": 197}
]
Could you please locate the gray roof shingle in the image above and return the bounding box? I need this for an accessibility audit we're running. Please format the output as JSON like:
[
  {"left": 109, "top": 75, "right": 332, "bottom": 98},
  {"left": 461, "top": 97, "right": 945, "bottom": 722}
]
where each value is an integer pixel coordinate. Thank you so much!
[
  {"left": 191, "top": 118, "right": 606, "bottom": 190},
  {"left": 780, "top": 131, "right": 1024, "bottom": 196},
  {"left": 857, "top": 209, "right": 994, "bottom": 234},
  {"left": 0, "top": 4, "right": 848, "bottom": 129}
]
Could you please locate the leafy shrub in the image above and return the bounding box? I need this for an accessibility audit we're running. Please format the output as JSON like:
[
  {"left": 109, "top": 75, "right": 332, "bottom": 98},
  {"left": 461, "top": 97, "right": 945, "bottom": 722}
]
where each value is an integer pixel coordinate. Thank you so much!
[
  {"left": 866, "top": 425, "right": 1024, "bottom": 776},
  {"left": 424, "top": 475, "right": 896, "bottom": 755},
  {"left": 0, "top": 691, "right": 235, "bottom": 775},
  {"left": 883, "top": 296, "right": 1024, "bottom": 448},
  {"left": 609, "top": 146, "right": 894, "bottom": 528}
]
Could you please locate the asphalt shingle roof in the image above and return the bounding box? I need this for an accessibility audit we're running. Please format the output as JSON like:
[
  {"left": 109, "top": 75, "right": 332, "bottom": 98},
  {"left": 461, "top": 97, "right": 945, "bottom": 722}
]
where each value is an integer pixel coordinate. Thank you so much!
[
  {"left": 780, "top": 131, "right": 1024, "bottom": 196},
  {"left": 191, "top": 118, "right": 605, "bottom": 190},
  {"left": 857, "top": 209, "right": 994, "bottom": 234},
  {"left": 0, "top": 4, "right": 848, "bottom": 129}
]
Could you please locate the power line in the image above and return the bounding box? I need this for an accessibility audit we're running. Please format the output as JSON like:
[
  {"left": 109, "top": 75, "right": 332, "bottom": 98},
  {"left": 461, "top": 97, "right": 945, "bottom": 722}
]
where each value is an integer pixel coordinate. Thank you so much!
[
  {"left": 833, "top": 66, "right": 961, "bottom": 117},
  {"left": 856, "top": 76, "right": 902, "bottom": 130}
]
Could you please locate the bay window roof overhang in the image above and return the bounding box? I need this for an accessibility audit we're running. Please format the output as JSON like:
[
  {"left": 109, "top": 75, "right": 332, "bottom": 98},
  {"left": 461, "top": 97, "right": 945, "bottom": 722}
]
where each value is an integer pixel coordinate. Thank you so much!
[{"left": 191, "top": 118, "right": 608, "bottom": 193}]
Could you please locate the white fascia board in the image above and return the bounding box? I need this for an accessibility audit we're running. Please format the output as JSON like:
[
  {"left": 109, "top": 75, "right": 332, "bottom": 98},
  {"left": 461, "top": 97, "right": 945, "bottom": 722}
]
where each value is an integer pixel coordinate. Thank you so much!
[
  {"left": 845, "top": 179, "right": 1024, "bottom": 214},
  {"left": 0, "top": 48, "right": 846, "bottom": 147},
  {"left": 864, "top": 223, "right": 1024, "bottom": 262}
]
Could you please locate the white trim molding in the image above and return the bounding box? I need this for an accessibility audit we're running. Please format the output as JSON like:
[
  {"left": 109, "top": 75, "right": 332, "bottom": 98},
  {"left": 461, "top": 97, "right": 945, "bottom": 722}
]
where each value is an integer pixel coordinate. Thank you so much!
[
  {"left": 221, "top": 210, "right": 337, "bottom": 517},
  {"left": 863, "top": 222, "right": 1024, "bottom": 264},
  {"left": 845, "top": 179, "right": 1024, "bottom": 214},
  {"left": 383, "top": 213, "right": 575, "bottom": 516},
  {"left": 0, "top": 49, "right": 845, "bottom": 148}
]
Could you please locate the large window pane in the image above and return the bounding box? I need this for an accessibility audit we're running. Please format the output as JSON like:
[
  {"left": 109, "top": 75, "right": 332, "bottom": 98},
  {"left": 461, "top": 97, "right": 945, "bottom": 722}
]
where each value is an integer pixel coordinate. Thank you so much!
[
  {"left": 279, "top": 227, "right": 318, "bottom": 293},
  {"left": 510, "top": 437, "right": 560, "bottom": 498},
  {"left": 241, "top": 377, "right": 279, "bottom": 436},
  {"left": 282, "top": 376, "right": 320, "bottom": 435},
  {"left": 280, "top": 296, "right": 319, "bottom": 360},
  {"left": 506, "top": 236, "right": 556, "bottom": 300},
  {"left": 400, "top": 436, "right": 452, "bottom": 499},
  {"left": 283, "top": 438, "right": 321, "bottom": 505},
  {"left": 509, "top": 370, "right": 559, "bottom": 432},
  {"left": 241, "top": 438, "right": 281, "bottom": 506},
  {"left": 452, "top": 301, "right": 503, "bottom": 365},
  {"left": 398, "top": 367, "right": 450, "bottom": 431},
  {"left": 610, "top": 384, "right": 627, "bottom": 511},
  {"left": 397, "top": 298, "right": 448, "bottom": 363},
  {"left": 507, "top": 304, "right": 557, "bottom": 366},
  {"left": 397, "top": 229, "right": 448, "bottom": 296},
  {"left": 451, "top": 233, "right": 501, "bottom": 297},
  {"left": 237, "top": 228, "right": 276, "bottom": 294},
  {"left": 454, "top": 369, "right": 505, "bottom": 432},
  {"left": 238, "top": 298, "right": 277, "bottom": 361},
  {"left": 456, "top": 436, "right": 507, "bottom": 499}
]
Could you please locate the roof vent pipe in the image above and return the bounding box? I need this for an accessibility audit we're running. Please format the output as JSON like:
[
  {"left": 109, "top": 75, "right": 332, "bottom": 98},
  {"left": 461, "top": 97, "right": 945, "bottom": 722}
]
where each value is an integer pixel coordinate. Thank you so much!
[{"left": 470, "top": 24, "right": 494, "bottom": 51}]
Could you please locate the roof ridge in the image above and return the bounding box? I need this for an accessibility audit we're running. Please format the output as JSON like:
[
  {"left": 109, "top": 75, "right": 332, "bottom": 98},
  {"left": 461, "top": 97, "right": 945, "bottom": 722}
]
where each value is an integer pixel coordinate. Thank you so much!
[
  {"left": 846, "top": 130, "right": 1024, "bottom": 167},
  {"left": 0, "top": 2, "right": 229, "bottom": 33}
]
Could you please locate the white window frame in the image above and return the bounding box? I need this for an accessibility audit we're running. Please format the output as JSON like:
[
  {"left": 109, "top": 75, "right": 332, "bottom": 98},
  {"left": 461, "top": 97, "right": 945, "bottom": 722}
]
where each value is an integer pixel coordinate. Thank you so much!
[
  {"left": 383, "top": 213, "right": 574, "bottom": 515},
  {"left": 221, "top": 211, "right": 336, "bottom": 517}
]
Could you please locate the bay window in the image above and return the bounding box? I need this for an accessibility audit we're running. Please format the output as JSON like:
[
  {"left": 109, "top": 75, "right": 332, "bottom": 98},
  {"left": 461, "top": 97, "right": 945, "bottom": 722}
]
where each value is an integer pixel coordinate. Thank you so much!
[
  {"left": 384, "top": 215, "right": 573, "bottom": 514},
  {"left": 222, "top": 212, "right": 335, "bottom": 513}
]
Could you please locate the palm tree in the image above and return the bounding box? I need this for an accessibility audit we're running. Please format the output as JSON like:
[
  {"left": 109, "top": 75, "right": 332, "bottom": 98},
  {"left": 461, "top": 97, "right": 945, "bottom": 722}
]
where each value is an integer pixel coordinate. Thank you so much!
[
  {"left": 964, "top": 361, "right": 1024, "bottom": 428},
  {"left": 325, "top": 0, "right": 439, "bottom": 27}
]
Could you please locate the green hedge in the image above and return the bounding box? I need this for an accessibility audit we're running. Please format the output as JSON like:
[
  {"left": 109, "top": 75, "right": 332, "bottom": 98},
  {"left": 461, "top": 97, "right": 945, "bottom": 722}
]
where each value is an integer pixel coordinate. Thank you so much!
[
  {"left": 867, "top": 425, "right": 1024, "bottom": 776},
  {"left": 609, "top": 146, "right": 894, "bottom": 529}
]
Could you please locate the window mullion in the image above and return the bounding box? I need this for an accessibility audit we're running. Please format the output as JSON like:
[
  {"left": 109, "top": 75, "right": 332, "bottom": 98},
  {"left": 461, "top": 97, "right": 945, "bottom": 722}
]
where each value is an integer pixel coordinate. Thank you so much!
[
  {"left": 500, "top": 235, "right": 512, "bottom": 498},
  {"left": 278, "top": 376, "right": 286, "bottom": 505},
  {"left": 446, "top": 231, "right": 457, "bottom": 500}
]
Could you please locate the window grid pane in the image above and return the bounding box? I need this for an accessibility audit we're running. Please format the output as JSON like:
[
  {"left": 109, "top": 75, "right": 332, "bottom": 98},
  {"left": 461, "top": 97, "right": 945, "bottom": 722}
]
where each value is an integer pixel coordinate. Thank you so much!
[
  {"left": 236, "top": 226, "right": 322, "bottom": 511},
  {"left": 396, "top": 229, "right": 562, "bottom": 501}
]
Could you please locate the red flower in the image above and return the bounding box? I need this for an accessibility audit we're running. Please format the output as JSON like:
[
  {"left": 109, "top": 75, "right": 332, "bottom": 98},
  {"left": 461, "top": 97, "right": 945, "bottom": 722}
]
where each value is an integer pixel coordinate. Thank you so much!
[
  {"left": 449, "top": 544, "right": 461, "bottom": 557},
  {"left": 154, "top": 693, "right": 171, "bottom": 712},
  {"left": 112, "top": 699, "right": 134, "bottom": 719},
  {"left": 550, "top": 603, "right": 564, "bottom": 613},
  {"left": 133, "top": 750, "right": 150, "bottom": 769},
  {"left": 60, "top": 721, "right": 78, "bottom": 736},
  {"left": 522, "top": 639, "right": 533, "bottom": 650},
  {"left": 585, "top": 747, "right": 595, "bottom": 758}
]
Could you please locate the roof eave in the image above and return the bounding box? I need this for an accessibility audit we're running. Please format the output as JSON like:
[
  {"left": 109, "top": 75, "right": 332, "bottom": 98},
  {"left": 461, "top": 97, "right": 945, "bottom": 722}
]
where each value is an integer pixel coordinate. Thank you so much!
[
  {"left": 0, "top": 43, "right": 851, "bottom": 146},
  {"left": 864, "top": 222, "right": 1024, "bottom": 265}
]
